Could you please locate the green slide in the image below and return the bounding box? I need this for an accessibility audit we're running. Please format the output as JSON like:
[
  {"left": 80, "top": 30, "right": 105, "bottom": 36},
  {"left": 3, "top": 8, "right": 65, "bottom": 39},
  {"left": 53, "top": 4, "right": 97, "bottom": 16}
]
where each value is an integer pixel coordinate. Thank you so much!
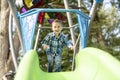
[{"left": 14, "top": 47, "right": 120, "bottom": 80}]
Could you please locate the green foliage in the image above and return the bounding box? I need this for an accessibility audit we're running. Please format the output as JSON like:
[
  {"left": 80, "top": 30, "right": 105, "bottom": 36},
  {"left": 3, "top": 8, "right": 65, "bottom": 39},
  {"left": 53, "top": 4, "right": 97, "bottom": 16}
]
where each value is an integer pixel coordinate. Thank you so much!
[{"left": 87, "top": 4, "right": 120, "bottom": 59}]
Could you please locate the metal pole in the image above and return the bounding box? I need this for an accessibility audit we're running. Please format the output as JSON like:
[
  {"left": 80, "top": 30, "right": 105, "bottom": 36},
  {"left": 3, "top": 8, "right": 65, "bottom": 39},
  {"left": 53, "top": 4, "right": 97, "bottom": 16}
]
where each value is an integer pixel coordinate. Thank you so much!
[
  {"left": 8, "top": 0, "right": 25, "bottom": 53},
  {"left": 78, "top": 0, "right": 81, "bottom": 11},
  {"left": 34, "top": 24, "right": 42, "bottom": 50},
  {"left": 88, "top": 1, "right": 98, "bottom": 37},
  {"left": 63, "top": 0, "right": 76, "bottom": 45},
  {"left": 63, "top": 0, "right": 76, "bottom": 71},
  {"left": 9, "top": 11, "right": 18, "bottom": 71}
]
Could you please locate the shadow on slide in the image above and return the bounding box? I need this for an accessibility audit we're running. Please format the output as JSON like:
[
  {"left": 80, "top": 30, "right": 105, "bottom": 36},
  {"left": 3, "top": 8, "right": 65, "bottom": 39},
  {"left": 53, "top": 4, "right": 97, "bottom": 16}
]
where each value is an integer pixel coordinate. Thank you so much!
[{"left": 14, "top": 47, "right": 120, "bottom": 80}]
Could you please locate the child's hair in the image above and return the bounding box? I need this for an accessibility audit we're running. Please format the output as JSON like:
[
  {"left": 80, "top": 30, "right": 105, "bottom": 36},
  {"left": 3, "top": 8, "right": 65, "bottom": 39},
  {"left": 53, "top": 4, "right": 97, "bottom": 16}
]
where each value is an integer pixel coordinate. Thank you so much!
[{"left": 52, "top": 19, "right": 63, "bottom": 27}]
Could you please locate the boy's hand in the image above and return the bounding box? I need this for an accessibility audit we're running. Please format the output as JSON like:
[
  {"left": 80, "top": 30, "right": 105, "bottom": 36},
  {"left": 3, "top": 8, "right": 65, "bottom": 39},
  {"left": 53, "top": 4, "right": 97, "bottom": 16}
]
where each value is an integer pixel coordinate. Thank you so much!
[{"left": 43, "top": 44, "right": 49, "bottom": 50}]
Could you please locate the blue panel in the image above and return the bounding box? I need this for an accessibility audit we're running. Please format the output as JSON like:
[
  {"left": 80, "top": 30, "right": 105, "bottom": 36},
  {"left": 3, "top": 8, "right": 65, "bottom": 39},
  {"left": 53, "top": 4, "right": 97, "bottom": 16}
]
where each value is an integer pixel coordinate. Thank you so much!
[
  {"left": 76, "top": 14, "right": 89, "bottom": 49},
  {"left": 19, "top": 13, "right": 39, "bottom": 53}
]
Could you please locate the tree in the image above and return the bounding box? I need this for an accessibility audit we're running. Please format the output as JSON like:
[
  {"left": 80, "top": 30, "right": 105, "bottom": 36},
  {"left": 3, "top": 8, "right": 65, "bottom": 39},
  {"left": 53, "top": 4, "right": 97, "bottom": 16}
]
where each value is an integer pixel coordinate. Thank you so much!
[
  {"left": 87, "top": 1, "right": 120, "bottom": 59},
  {"left": 0, "top": 0, "right": 20, "bottom": 79},
  {"left": 0, "top": 0, "right": 10, "bottom": 79}
]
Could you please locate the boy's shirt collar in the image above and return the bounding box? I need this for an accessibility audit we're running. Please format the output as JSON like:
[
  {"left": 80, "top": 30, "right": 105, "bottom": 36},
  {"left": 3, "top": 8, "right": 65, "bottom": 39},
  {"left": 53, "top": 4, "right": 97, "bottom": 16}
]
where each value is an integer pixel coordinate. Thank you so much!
[{"left": 51, "top": 32, "right": 62, "bottom": 38}]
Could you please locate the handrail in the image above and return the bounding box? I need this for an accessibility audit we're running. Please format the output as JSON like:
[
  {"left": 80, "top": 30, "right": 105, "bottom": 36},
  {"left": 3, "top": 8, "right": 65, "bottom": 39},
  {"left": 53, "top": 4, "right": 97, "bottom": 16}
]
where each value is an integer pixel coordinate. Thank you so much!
[
  {"left": 19, "top": 8, "right": 90, "bottom": 19},
  {"left": 9, "top": 11, "right": 18, "bottom": 71}
]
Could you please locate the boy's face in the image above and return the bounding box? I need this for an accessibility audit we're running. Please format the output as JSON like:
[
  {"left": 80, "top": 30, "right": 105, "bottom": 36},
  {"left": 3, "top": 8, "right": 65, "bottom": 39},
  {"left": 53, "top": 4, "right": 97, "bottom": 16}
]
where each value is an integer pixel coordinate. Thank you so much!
[{"left": 52, "top": 22, "right": 62, "bottom": 35}]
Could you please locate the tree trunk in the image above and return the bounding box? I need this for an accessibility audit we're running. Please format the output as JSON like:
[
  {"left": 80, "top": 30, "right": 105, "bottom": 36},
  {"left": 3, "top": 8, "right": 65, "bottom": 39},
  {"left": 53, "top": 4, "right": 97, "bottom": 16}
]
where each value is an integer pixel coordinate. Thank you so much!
[
  {"left": 0, "top": 0, "right": 10, "bottom": 79},
  {"left": 0, "top": 0, "right": 20, "bottom": 79},
  {"left": 97, "top": 27, "right": 106, "bottom": 49}
]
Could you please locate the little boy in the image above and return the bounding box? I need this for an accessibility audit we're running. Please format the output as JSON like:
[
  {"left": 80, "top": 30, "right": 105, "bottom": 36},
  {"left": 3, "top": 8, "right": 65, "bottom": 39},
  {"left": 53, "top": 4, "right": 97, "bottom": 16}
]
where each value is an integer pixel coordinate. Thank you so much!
[{"left": 41, "top": 19, "right": 74, "bottom": 72}]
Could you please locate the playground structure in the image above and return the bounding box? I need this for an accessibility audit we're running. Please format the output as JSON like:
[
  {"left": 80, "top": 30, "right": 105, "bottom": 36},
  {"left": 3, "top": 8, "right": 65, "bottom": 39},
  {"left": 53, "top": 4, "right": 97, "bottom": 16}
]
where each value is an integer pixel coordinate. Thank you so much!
[{"left": 4, "top": 0, "right": 120, "bottom": 80}]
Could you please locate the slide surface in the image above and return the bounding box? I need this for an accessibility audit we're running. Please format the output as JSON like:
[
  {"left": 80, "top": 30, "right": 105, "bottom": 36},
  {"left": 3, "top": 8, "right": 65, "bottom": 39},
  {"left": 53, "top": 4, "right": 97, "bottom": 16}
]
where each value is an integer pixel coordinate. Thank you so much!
[{"left": 14, "top": 47, "right": 120, "bottom": 80}]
